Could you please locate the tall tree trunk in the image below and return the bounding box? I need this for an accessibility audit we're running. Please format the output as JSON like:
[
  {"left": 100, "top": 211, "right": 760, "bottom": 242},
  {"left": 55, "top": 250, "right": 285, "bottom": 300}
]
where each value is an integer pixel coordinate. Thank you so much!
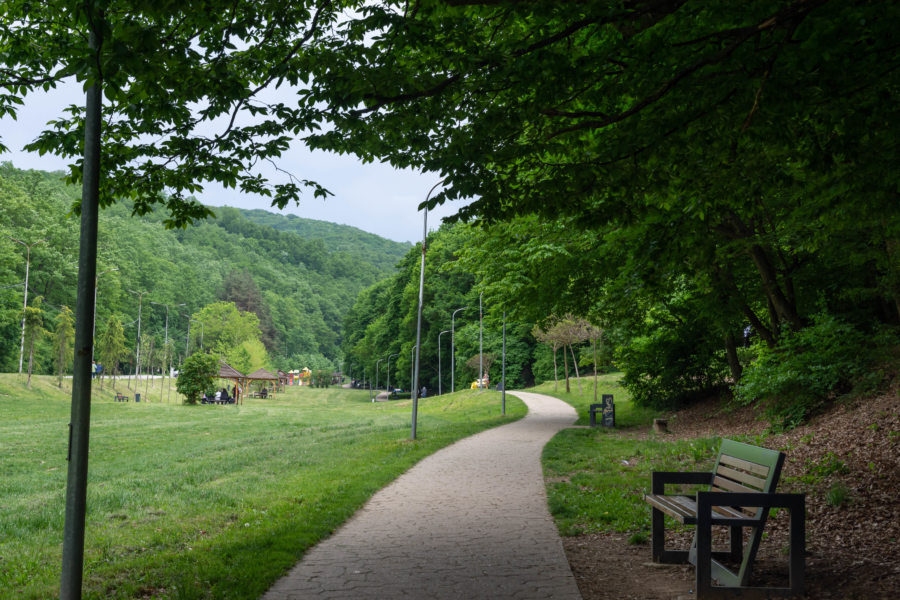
[
  {"left": 563, "top": 343, "right": 570, "bottom": 393},
  {"left": 553, "top": 344, "right": 559, "bottom": 391},
  {"left": 592, "top": 338, "right": 599, "bottom": 404},
  {"left": 724, "top": 332, "right": 743, "bottom": 382},
  {"left": 749, "top": 243, "right": 803, "bottom": 329},
  {"left": 568, "top": 344, "right": 583, "bottom": 394},
  {"left": 26, "top": 335, "right": 35, "bottom": 388},
  {"left": 712, "top": 264, "right": 777, "bottom": 347}
]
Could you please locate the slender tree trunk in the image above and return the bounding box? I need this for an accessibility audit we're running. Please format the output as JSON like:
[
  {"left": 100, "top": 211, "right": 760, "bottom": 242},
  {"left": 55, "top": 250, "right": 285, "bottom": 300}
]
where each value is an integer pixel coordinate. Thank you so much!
[
  {"left": 749, "top": 243, "right": 803, "bottom": 329},
  {"left": 592, "top": 338, "right": 598, "bottom": 404},
  {"left": 563, "top": 343, "right": 570, "bottom": 393},
  {"left": 58, "top": 347, "right": 65, "bottom": 388},
  {"left": 26, "top": 335, "right": 35, "bottom": 388},
  {"left": 144, "top": 339, "right": 153, "bottom": 401},
  {"left": 724, "top": 332, "right": 743, "bottom": 382},
  {"left": 553, "top": 344, "right": 559, "bottom": 391},
  {"left": 569, "top": 344, "right": 582, "bottom": 394},
  {"left": 712, "top": 264, "right": 777, "bottom": 347}
]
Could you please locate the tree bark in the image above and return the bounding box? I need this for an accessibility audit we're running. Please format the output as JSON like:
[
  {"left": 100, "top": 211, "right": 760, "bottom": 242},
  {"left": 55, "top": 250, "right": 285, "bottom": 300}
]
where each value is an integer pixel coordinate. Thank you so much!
[
  {"left": 553, "top": 344, "right": 559, "bottom": 391},
  {"left": 568, "top": 344, "right": 583, "bottom": 394},
  {"left": 563, "top": 343, "right": 570, "bottom": 393},
  {"left": 749, "top": 243, "right": 803, "bottom": 329},
  {"left": 712, "top": 264, "right": 777, "bottom": 347},
  {"left": 724, "top": 332, "right": 743, "bottom": 382}
]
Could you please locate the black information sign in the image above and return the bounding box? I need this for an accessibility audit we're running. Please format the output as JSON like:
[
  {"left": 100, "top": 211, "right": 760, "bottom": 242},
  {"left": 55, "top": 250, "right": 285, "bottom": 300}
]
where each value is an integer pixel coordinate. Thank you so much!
[{"left": 601, "top": 394, "right": 615, "bottom": 427}]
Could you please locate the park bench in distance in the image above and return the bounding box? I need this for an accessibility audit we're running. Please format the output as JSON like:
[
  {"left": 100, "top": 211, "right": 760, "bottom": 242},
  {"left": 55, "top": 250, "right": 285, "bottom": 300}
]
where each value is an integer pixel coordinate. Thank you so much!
[
  {"left": 643, "top": 439, "right": 805, "bottom": 598},
  {"left": 114, "top": 392, "right": 129, "bottom": 402}
]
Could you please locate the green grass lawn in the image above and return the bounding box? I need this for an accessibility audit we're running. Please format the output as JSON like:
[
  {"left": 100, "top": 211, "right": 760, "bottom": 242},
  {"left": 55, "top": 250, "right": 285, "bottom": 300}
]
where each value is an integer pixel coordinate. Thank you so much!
[
  {"left": 0, "top": 374, "right": 525, "bottom": 599},
  {"left": 529, "top": 372, "right": 659, "bottom": 428},
  {"left": 532, "top": 375, "right": 720, "bottom": 538}
]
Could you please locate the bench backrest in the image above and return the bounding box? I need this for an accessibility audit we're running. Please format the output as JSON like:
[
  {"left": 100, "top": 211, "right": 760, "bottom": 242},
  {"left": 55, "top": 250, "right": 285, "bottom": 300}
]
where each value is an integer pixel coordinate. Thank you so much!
[{"left": 711, "top": 439, "right": 785, "bottom": 518}]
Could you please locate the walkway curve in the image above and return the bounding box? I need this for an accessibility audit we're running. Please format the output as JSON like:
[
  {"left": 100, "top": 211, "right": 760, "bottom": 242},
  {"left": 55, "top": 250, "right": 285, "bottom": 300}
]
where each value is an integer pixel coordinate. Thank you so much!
[{"left": 261, "top": 391, "right": 582, "bottom": 599}]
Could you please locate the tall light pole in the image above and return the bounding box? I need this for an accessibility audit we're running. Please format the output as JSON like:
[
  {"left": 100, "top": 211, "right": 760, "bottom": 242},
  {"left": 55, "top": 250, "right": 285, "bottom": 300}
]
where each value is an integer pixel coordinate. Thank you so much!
[
  {"left": 375, "top": 357, "right": 384, "bottom": 399},
  {"left": 151, "top": 302, "right": 184, "bottom": 368},
  {"left": 9, "top": 236, "right": 46, "bottom": 374},
  {"left": 502, "top": 312, "right": 506, "bottom": 415},
  {"left": 410, "top": 344, "right": 418, "bottom": 398},
  {"left": 450, "top": 306, "right": 466, "bottom": 393},
  {"left": 412, "top": 180, "right": 441, "bottom": 439},
  {"left": 437, "top": 330, "right": 450, "bottom": 395},
  {"left": 479, "top": 291, "right": 484, "bottom": 388},
  {"left": 386, "top": 353, "right": 398, "bottom": 394},
  {"left": 128, "top": 290, "right": 150, "bottom": 380},
  {"left": 92, "top": 267, "right": 118, "bottom": 361}
]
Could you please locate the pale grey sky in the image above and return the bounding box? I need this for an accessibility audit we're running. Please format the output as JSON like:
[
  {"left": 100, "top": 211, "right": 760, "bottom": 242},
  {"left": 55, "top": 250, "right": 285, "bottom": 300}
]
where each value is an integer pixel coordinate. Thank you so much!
[{"left": 0, "top": 82, "right": 470, "bottom": 244}]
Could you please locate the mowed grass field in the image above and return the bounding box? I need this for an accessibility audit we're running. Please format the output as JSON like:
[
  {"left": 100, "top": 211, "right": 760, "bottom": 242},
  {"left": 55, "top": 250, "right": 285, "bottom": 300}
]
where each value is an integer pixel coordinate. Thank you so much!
[{"left": 0, "top": 374, "right": 525, "bottom": 599}]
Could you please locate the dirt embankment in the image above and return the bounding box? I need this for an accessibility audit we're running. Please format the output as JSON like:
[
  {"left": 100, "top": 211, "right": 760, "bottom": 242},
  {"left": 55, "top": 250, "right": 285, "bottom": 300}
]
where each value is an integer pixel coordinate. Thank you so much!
[{"left": 564, "top": 388, "right": 900, "bottom": 600}]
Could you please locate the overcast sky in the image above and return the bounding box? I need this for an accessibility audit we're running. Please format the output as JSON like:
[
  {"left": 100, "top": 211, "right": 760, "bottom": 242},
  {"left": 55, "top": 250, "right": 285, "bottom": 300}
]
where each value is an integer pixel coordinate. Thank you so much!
[{"left": 0, "top": 83, "right": 471, "bottom": 244}]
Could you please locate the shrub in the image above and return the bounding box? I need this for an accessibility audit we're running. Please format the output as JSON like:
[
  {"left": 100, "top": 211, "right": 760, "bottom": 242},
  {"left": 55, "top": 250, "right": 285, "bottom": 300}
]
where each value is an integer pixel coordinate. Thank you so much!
[
  {"left": 617, "top": 318, "right": 729, "bottom": 410},
  {"left": 176, "top": 353, "right": 219, "bottom": 404},
  {"left": 734, "top": 314, "right": 873, "bottom": 429}
]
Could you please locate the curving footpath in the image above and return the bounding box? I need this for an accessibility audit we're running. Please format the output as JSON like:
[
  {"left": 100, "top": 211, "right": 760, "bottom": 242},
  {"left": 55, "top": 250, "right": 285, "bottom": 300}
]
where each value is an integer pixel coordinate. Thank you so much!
[{"left": 261, "top": 391, "right": 582, "bottom": 600}]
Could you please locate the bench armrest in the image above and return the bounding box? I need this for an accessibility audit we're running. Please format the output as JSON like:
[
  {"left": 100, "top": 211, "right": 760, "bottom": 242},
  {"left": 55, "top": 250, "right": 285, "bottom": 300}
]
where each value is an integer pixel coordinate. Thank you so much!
[{"left": 651, "top": 471, "right": 713, "bottom": 494}]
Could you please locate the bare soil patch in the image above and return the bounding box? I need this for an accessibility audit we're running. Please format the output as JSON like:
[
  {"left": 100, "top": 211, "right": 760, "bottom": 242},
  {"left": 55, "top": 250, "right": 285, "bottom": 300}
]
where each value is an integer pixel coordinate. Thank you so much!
[{"left": 563, "top": 388, "right": 900, "bottom": 599}]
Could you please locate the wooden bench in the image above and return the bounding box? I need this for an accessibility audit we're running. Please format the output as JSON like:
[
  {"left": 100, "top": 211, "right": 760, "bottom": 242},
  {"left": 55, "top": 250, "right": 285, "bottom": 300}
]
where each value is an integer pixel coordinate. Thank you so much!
[
  {"left": 114, "top": 392, "right": 129, "bottom": 402},
  {"left": 643, "top": 439, "right": 805, "bottom": 598}
]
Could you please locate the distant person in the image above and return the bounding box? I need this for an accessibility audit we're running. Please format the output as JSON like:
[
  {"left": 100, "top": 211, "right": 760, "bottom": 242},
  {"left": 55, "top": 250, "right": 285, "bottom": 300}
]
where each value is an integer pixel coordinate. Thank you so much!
[
  {"left": 91, "top": 361, "right": 97, "bottom": 379},
  {"left": 96, "top": 362, "right": 103, "bottom": 379},
  {"left": 420, "top": 386, "right": 427, "bottom": 398},
  {"left": 214, "top": 389, "right": 221, "bottom": 402}
]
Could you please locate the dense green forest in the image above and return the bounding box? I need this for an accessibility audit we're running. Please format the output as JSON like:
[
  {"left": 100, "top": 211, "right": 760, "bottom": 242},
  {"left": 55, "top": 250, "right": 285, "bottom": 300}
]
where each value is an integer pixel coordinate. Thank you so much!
[
  {"left": 0, "top": 163, "right": 409, "bottom": 376},
  {"left": 332, "top": 1, "right": 900, "bottom": 427},
  {"left": 2, "top": 2, "right": 898, "bottom": 430}
]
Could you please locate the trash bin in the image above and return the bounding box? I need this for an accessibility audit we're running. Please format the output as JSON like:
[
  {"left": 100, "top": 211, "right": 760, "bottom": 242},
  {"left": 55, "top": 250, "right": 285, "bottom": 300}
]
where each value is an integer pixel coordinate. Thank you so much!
[{"left": 134, "top": 393, "right": 141, "bottom": 403}]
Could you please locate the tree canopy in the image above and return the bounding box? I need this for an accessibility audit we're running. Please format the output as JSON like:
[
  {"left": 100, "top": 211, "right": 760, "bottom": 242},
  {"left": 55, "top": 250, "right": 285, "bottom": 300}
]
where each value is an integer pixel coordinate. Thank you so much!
[{"left": 0, "top": 0, "right": 345, "bottom": 226}]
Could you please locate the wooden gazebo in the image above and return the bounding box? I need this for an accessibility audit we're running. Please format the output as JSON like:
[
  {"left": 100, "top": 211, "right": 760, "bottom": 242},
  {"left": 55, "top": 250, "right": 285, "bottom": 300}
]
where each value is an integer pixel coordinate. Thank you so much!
[
  {"left": 276, "top": 369, "right": 289, "bottom": 391},
  {"left": 217, "top": 361, "right": 246, "bottom": 404},
  {"left": 246, "top": 368, "right": 279, "bottom": 398}
]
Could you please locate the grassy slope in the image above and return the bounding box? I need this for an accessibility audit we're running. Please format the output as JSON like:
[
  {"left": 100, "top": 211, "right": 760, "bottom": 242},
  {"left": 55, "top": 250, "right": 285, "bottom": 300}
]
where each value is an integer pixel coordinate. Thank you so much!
[{"left": 0, "top": 375, "right": 525, "bottom": 599}]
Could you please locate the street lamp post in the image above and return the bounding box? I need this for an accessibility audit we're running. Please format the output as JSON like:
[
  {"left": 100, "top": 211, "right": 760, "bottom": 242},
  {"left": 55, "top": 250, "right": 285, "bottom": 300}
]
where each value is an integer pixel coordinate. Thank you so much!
[
  {"left": 450, "top": 306, "right": 466, "bottom": 393},
  {"left": 437, "top": 330, "right": 450, "bottom": 395},
  {"left": 479, "top": 291, "right": 484, "bottom": 388},
  {"left": 92, "top": 268, "right": 118, "bottom": 361},
  {"left": 410, "top": 344, "right": 417, "bottom": 398},
  {"left": 386, "top": 353, "right": 398, "bottom": 395},
  {"left": 128, "top": 290, "right": 150, "bottom": 381},
  {"left": 502, "top": 312, "right": 506, "bottom": 415},
  {"left": 9, "top": 237, "right": 46, "bottom": 374},
  {"left": 151, "top": 302, "right": 184, "bottom": 374},
  {"left": 411, "top": 180, "right": 442, "bottom": 439},
  {"left": 375, "top": 358, "right": 384, "bottom": 401}
]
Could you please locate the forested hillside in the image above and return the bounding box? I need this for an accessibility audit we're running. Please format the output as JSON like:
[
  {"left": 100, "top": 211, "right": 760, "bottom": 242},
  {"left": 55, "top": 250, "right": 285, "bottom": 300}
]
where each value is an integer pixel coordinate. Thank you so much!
[{"left": 0, "top": 163, "right": 408, "bottom": 375}]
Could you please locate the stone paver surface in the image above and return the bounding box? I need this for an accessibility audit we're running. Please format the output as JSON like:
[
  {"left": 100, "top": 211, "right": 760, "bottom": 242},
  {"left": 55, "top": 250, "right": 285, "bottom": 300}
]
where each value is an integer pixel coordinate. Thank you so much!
[{"left": 261, "top": 391, "right": 582, "bottom": 600}]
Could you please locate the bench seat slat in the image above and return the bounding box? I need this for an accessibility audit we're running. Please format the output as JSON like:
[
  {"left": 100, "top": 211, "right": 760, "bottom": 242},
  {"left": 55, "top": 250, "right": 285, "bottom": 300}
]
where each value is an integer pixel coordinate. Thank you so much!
[
  {"left": 712, "top": 475, "right": 759, "bottom": 494},
  {"left": 715, "top": 464, "right": 767, "bottom": 490},
  {"left": 644, "top": 494, "right": 696, "bottom": 522},
  {"left": 718, "top": 453, "right": 771, "bottom": 477}
]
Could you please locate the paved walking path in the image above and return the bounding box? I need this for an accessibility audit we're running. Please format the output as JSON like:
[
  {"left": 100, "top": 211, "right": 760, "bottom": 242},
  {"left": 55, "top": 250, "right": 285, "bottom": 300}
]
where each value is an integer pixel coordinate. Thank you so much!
[{"left": 261, "top": 391, "right": 582, "bottom": 600}]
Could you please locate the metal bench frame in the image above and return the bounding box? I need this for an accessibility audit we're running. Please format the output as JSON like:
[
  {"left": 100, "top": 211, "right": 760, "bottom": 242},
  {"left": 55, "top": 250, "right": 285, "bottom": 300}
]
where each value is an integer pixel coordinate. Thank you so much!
[{"left": 644, "top": 439, "right": 805, "bottom": 598}]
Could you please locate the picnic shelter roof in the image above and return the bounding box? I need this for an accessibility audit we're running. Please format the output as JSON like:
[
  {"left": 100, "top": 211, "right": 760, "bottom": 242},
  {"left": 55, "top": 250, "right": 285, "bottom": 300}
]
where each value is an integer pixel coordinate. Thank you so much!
[
  {"left": 246, "top": 368, "right": 278, "bottom": 381},
  {"left": 218, "top": 361, "right": 245, "bottom": 379}
]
